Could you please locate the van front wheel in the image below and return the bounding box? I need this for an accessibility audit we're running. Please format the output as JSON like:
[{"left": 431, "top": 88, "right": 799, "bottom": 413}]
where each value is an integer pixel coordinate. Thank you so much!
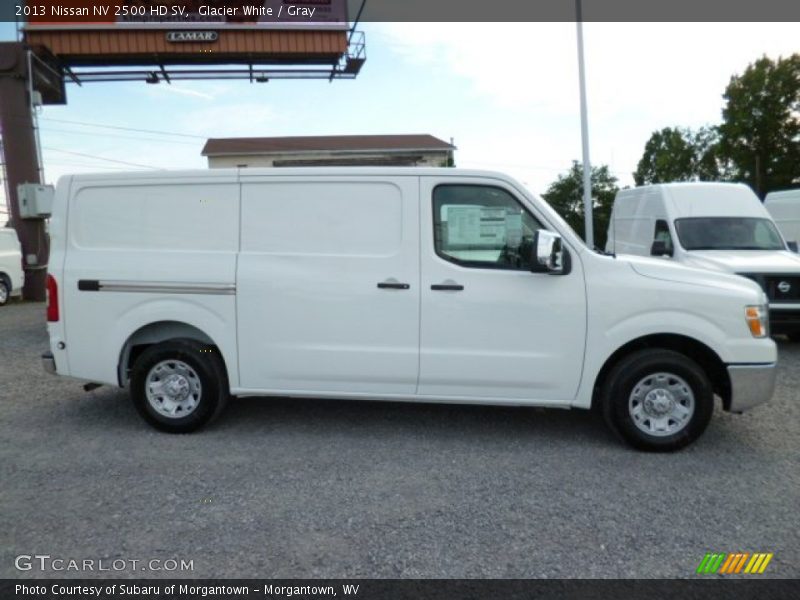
[
  {"left": 602, "top": 349, "right": 713, "bottom": 451},
  {"left": 130, "top": 339, "right": 228, "bottom": 433}
]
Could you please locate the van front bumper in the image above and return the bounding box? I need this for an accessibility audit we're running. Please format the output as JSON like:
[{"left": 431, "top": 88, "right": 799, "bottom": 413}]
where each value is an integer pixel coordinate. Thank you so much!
[
  {"left": 42, "top": 351, "right": 56, "bottom": 375},
  {"left": 726, "top": 363, "right": 777, "bottom": 413}
]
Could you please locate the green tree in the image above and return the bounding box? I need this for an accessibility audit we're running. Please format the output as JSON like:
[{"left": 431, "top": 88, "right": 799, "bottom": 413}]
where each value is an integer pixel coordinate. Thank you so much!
[
  {"left": 692, "top": 126, "right": 733, "bottom": 181},
  {"left": 633, "top": 126, "right": 728, "bottom": 185},
  {"left": 634, "top": 127, "right": 695, "bottom": 185},
  {"left": 718, "top": 54, "right": 800, "bottom": 198},
  {"left": 541, "top": 161, "right": 619, "bottom": 250}
]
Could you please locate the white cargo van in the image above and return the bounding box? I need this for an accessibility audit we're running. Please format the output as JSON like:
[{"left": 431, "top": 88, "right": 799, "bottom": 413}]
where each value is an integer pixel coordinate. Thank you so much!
[
  {"left": 765, "top": 189, "right": 800, "bottom": 252},
  {"left": 606, "top": 182, "right": 800, "bottom": 341},
  {"left": 0, "top": 228, "right": 24, "bottom": 306},
  {"left": 43, "top": 169, "right": 777, "bottom": 451}
]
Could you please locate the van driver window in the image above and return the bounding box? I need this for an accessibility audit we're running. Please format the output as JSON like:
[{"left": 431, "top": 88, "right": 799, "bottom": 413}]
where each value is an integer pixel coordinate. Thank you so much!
[
  {"left": 654, "top": 219, "right": 674, "bottom": 254},
  {"left": 433, "top": 185, "right": 545, "bottom": 269}
]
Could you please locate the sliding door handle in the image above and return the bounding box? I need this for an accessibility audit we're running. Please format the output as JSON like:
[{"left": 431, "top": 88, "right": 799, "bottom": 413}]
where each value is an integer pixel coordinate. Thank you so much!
[
  {"left": 377, "top": 282, "right": 410, "bottom": 290},
  {"left": 431, "top": 283, "right": 464, "bottom": 291}
]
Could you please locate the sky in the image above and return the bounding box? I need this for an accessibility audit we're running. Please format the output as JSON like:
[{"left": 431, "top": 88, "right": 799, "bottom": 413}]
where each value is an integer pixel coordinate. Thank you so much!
[{"left": 1, "top": 21, "right": 799, "bottom": 217}]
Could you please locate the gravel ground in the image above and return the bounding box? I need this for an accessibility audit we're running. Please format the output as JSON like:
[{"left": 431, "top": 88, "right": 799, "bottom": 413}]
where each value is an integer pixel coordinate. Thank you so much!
[{"left": 1, "top": 301, "right": 798, "bottom": 579}]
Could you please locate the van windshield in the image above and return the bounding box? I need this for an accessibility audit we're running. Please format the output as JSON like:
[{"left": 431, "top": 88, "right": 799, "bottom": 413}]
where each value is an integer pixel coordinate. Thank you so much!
[{"left": 675, "top": 217, "right": 785, "bottom": 251}]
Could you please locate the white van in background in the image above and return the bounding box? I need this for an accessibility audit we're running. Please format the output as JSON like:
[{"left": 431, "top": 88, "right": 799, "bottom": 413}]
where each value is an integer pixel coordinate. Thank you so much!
[
  {"left": 0, "top": 228, "right": 24, "bottom": 306},
  {"left": 43, "top": 169, "right": 777, "bottom": 451},
  {"left": 606, "top": 182, "right": 800, "bottom": 341},
  {"left": 765, "top": 189, "right": 800, "bottom": 252}
]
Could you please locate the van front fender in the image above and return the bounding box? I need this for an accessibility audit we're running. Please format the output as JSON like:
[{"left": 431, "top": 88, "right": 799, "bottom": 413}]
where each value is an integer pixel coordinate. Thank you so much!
[{"left": 574, "top": 310, "right": 735, "bottom": 409}]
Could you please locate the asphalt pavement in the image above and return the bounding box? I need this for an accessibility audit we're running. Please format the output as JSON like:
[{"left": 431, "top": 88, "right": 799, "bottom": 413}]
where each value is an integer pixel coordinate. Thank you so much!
[{"left": 1, "top": 301, "right": 798, "bottom": 578}]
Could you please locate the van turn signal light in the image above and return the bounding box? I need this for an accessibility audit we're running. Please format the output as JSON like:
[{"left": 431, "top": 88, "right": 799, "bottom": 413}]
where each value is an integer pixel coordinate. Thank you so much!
[{"left": 745, "top": 305, "right": 768, "bottom": 338}]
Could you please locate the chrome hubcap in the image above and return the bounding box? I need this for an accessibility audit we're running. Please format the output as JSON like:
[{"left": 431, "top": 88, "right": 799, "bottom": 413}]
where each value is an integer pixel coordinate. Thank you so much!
[
  {"left": 0, "top": 284, "right": 7, "bottom": 303},
  {"left": 628, "top": 372, "right": 695, "bottom": 437},
  {"left": 145, "top": 360, "right": 202, "bottom": 418}
]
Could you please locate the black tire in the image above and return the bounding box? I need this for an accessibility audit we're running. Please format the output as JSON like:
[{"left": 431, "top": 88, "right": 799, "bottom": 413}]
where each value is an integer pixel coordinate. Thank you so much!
[
  {"left": 0, "top": 278, "right": 9, "bottom": 306},
  {"left": 601, "top": 349, "right": 714, "bottom": 452},
  {"left": 130, "top": 338, "right": 229, "bottom": 433}
]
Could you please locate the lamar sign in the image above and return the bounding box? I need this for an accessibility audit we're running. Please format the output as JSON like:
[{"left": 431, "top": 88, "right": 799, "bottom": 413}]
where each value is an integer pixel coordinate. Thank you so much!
[{"left": 166, "top": 31, "right": 219, "bottom": 42}]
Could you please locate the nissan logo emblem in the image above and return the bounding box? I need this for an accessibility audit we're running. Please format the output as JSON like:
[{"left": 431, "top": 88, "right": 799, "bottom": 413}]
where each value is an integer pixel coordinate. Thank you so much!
[{"left": 778, "top": 281, "right": 792, "bottom": 294}]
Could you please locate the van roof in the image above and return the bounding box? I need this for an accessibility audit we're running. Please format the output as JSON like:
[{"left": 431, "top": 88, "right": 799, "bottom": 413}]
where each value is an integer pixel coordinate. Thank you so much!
[
  {"left": 62, "top": 167, "right": 512, "bottom": 185},
  {"left": 619, "top": 182, "right": 767, "bottom": 219},
  {"left": 765, "top": 189, "right": 800, "bottom": 204},
  {"left": 0, "top": 228, "right": 19, "bottom": 241},
  {"left": 765, "top": 189, "right": 800, "bottom": 221}
]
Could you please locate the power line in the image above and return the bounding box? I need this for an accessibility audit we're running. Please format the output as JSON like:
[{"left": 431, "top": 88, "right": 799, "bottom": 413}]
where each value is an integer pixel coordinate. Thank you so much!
[
  {"left": 41, "top": 127, "right": 199, "bottom": 146},
  {"left": 45, "top": 160, "right": 150, "bottom": 171},
  {"left": 42, "top": 147, "right": 163, "bottom": 170},
  {"left": 40, "top": 117, "right": 208, "bottom": 140}
]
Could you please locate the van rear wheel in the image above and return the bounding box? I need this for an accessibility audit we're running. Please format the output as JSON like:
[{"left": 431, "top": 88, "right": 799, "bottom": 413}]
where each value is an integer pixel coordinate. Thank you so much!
[
  {"left": 130, "top": 339, "right": 228, "bottom": 433},
  {"left": 0, "top": 279, "right": 9, "bottom": 306},
  {"left": 602, "top": 349, "right": 713, "bottom": 451}
]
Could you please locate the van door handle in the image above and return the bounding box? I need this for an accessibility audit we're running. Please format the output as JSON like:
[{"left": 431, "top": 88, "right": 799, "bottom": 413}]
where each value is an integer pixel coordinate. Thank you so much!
[
  {"left": 377, "top": 282, "right": 410, "bottom": 290},
  {"left": 431, "top": 283, "right": 464, "bottom": 291}
]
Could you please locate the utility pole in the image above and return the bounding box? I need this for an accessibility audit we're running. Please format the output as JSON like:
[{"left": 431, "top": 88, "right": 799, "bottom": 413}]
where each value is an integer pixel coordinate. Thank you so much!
[
  {"left": 575, "top": 0, "right": 594, "bottom": 248},
  {"left": 0, "top": 42, "right": 48, "bottom": 300}
]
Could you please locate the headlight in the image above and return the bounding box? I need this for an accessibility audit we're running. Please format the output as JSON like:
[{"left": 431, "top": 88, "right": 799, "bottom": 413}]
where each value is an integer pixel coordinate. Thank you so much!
[{"left": 745, "top": 305, "right": 769, "bottom": 338}]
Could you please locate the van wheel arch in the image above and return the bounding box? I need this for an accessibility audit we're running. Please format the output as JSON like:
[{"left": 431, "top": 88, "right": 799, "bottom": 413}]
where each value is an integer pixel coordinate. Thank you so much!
[
  {"left": 119, "top": 321, "right": 224, "bottom": 387},
  {"left": 591, "top": 334, "right": 731, "bottom": 412}
]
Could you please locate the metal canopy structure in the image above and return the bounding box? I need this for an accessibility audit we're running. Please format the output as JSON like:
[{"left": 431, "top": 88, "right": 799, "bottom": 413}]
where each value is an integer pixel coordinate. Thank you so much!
[
  {"left": 2, "top": 1, "right": 368, "bottom": 299},
  {"left": 44, "top": 30, "right": 366, "bottom": 86},
  {"left": 23, "top": 1, "right": 367, "bottom": 102}
]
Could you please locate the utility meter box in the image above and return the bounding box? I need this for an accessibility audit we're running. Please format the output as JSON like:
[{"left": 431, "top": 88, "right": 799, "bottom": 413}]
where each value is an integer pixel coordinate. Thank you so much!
[{"left": 17, "top": 183, "right": 54, "bottom": 219}]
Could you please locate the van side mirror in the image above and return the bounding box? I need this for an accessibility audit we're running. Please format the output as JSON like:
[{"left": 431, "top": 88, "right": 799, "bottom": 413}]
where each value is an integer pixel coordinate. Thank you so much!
[
  {"left": 531, "top": 230, "right": 567, "bottom": 275},
  {"left": 787, "top": 241, "right": 798, "bottom": 253},
  {"left": 650, "top": 240, "right": 673, "bottom": 257}
]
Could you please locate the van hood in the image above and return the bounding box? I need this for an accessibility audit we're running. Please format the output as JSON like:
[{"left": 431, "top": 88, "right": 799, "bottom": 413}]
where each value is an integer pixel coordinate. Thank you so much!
[
  {"left": 620, "top": 254, "right": 765, "bottom": 299},
  {"left": 683, "top": 250, "right": 800, "bottom": 274}
]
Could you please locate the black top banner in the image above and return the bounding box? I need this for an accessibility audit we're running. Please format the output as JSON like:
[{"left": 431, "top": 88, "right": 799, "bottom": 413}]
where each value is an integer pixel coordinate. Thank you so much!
[
  {"left": 346, "top": 0, "right": 800, "bottom": 22},
  {"left": 5, "top": 0, "right": 800, "bottom": 23}
]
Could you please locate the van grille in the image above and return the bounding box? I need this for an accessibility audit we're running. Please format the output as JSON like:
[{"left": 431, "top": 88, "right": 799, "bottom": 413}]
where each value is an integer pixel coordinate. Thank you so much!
[{"left": 738, "top": 273, "right": 800, "bottom": 303}]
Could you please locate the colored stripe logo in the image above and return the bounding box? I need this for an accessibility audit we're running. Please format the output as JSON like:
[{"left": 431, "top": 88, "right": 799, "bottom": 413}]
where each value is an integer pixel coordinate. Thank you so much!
[{"left": 697, "top": 552, "right": 773, "bottom": 574}]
